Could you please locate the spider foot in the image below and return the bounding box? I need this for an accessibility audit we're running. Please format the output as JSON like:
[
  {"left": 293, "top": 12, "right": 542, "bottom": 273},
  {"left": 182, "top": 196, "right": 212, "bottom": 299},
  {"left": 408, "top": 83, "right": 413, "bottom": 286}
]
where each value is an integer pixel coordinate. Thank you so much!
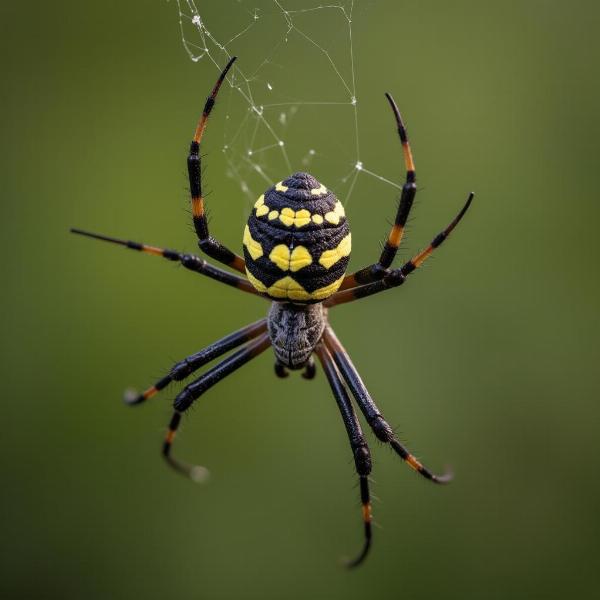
[
  {"left": 342, "top": 536, "right": 372, "bottom": 569},
  {"left": 164, "top": 453, "right": 210, "bottom": 483}
]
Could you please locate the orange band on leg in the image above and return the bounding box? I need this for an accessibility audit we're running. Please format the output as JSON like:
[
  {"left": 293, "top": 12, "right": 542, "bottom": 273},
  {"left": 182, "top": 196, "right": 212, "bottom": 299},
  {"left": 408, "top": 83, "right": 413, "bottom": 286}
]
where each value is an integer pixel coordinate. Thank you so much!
[
  {"left": 406, "top": 454, "right": 422, "bottom": 471},
  {"left": 402, "top": 142, "right": 415, "bottom": 174},
  {"left": 388, "top": 224, "right": 405, "bottom": 248},
  {"left": 361, "top": 503, "right": 372, "bottom": 523},
  {"left": 192, "top": 197, "right": 205, "bottom": 218}
]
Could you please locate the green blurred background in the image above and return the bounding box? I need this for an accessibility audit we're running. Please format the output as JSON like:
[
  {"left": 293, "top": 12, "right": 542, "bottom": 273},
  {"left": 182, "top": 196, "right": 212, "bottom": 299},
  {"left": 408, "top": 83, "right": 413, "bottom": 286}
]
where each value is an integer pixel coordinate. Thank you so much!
[{"left": 2, "top": 1, "right": 599, "bottom": 598}]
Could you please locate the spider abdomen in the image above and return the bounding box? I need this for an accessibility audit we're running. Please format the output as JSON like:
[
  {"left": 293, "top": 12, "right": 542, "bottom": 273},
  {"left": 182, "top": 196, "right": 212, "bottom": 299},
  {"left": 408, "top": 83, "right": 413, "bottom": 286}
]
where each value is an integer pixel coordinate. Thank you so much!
[
  {"left": 267, "top": 302, "right": 326, "bottom": 369},
  {"left": 243, "top": 172, "right": 351, "bottom": 303}
]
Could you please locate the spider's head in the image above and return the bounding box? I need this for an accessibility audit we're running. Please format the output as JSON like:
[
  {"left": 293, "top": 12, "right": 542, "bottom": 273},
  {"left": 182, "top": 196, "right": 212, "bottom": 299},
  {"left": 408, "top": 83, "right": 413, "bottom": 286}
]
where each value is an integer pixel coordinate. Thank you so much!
[{"left": 242, "top": 172, "right": 351, "bottom": 303}]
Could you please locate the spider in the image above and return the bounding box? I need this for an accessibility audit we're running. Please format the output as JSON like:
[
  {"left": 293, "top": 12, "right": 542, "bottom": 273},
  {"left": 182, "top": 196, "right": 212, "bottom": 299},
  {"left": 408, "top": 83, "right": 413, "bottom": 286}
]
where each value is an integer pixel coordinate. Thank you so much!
[{"left": 71, "top": 56, "right": 473, "bottom": 567}]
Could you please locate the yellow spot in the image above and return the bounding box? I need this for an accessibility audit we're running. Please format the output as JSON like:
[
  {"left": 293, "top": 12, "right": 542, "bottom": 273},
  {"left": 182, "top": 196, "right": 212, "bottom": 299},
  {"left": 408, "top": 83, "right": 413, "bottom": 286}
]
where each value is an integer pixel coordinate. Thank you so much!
[
  {"left": 278, "top": 207, "right": 317, "bottom": 228},
  {"left": 265, "top": 274, "right": 345, "bottom": 301},
  {"left": 268, "top": 210, "right": 279, "bottom": 220},
  {"left": 324, "top": 212, "right": 339, "bottom": 225},
  {"left": 245, "top": 269, "right": 267, "bottom": 293},
  {"left": 312, "top": 214, "right": 323, "bottom": 225},
  {"left": 254, "top": 194, "right": 269, "bottom": 217},
  {"left": 269, "top": 245, "right": 313, "bottom": 272},
  {"left": 289, "top": 246, "right": 312, "bottom": 271},
  {"left": 275, "top": 181, "right": 289, "bottom": 192},
  {"left": 294, "top": 209, "right": 311, "bottom": 228},
  {"left": 256, "top": 204, "right": 269, "bottom": 217},
  {"left": 267, "top": 276, "right": 305, "bottom": 300},
  {"left": 310, "top": 275, "right": 345, "bottom": 299},
  {"left": 243, "top": 225, "right": 264, "bottom": 261},
  {"left": 324, "top": 201, "right": 346, "bottom": 224},
  {"left": 310, "top": 183, "right": 327, "bottom": 196},
  {"left": 318, "top": 233, "right": 352, "bottom": 269},
  {"left": 279, "top": 207, "right": 295, "bottom": 227},
  {"left": 269, "top": 245, "right": 291, "bottom": 271}
]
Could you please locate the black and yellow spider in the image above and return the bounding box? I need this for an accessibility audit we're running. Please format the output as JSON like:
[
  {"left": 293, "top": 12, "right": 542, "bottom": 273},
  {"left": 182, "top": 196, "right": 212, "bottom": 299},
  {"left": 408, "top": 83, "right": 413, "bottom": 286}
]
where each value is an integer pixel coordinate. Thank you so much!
[{"left": 72, "top": 57, "right": 473, "bottom": 567}]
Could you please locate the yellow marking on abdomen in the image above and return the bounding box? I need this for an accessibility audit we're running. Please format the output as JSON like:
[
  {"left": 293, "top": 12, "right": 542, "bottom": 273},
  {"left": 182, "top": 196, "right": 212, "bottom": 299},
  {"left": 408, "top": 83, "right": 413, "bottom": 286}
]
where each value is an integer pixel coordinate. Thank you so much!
[
  {"left": 310, "top": 183, "right": 327, "bottom": 196},
  {"left": 278, "top": 207, "right": 326, "bottom": 228},
  {"left": 268, "top": 210, "right": 279, "bottom": 220},
  {"left": 243, "top": 225, "right": 264, "bottom": 260},
  {"left": 275, "top": 181, "right": 289, "bottom": 192},
  {"left": 294, "top": 209, "right": 311, "bottom": 228},
  {"left": 245, "top": 269, "right": 268, "bottom": 293},
  {"left": 265, "top": 274, "right": 345, "bottom": 301},
  {"left": 269, "top": 245, "right": 313, "bottom": 272},
  {"left": 324, "top": 201, "right": 346, "bottom": 225},
  {"left": 318, "top": 233, "right": 351, "bottom": 269},
  {"left": 279, "top": 207, "right": 295, "bottom": 227},
  {"left": 254, "top": 194, "right": 269, "bottom": 217}
]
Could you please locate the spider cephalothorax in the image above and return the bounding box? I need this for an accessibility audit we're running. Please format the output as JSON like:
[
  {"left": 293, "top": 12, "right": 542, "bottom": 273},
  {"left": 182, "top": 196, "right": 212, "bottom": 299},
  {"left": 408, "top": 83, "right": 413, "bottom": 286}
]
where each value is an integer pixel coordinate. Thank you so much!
[
  {"left": 243, "top": 172, "right": 351, "bottom": 302},
  {"left": 72, "top": 56, "right": 473, "bottom": 568}
]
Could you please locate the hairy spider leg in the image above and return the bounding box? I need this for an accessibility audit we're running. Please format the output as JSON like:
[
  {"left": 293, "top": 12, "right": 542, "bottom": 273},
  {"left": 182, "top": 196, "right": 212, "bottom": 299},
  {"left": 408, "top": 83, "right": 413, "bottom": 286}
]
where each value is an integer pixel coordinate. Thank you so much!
[
  {"left": 325, "top": 192, "right": 473, "bottom": 307},
  {"left": 188, "top": 56, "right": 246, "bottom": 274},
  {"left": 70, "top": 228, "right": 263, "bottom": 297},
  {"left": 125, "top": 319, "right": 268, "bottom": 405},
  {"left": 322, "top": 327, "right": 452, "bottom": 484},
  {"left": 316, "top": 343, "right": 373, "bottom": 568},
  {"left": 339, "top": 93, "right": 418, "bottom": 290},
  {"left": 162, "top": 333, "right": 271, "bottom": 480}
]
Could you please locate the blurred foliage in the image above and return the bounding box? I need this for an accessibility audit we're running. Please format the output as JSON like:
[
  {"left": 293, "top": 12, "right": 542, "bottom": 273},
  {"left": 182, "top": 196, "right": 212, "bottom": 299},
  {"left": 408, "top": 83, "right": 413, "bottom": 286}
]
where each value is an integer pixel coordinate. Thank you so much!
[{"left": 1, "top": 1, "right": 599, "bottom": 599}]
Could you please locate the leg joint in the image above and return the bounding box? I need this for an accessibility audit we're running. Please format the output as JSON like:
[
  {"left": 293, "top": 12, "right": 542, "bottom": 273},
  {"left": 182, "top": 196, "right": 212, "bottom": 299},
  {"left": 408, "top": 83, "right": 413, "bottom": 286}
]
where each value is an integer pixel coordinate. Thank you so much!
[
  {"left": 369, "top": 415, "right": 394, "bottom": 442},
  {"left": 353, "top": 445, "right": 372, "bottom": 476}
]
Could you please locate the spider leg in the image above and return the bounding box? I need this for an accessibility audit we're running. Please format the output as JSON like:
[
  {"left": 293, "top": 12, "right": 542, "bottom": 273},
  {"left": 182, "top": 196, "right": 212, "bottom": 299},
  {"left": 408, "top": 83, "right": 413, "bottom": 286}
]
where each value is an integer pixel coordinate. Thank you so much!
[
  {"left": 325, "top": 192, "right": 473, "bottom": 308},
  {"left": 70, "top": 228, "right": 265, "bottom": 298},
  {"left": 315, "top": 343, "right": 373, "bottom": 568},
  {"left": 339, "top": 93, "right": 418, "bottom": 290},
  {"left": 323, "top": 326, "right": 452, "bottom": 484},
  {"left": 162, "top": 332, "right": 271, "bottom": 480},
  {"left": 188, "top": 56, "right": 246, "bottom": 274},
  {"left": 124, "top": 319, "right": 268, "bottom": 405}
]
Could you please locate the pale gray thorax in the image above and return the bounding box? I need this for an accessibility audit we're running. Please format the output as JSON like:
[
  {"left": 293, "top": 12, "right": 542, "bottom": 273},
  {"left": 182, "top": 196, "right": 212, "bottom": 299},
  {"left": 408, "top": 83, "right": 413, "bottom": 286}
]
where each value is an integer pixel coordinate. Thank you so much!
[{"left": 267, "top": 302, "right": 327, "bottom": 369}]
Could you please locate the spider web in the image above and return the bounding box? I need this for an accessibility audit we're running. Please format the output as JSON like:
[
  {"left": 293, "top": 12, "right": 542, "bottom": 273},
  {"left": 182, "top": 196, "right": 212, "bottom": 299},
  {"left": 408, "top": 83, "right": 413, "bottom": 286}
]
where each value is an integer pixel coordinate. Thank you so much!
[{"left": 174, "top": 0, "right": 402, "bottom": 216}]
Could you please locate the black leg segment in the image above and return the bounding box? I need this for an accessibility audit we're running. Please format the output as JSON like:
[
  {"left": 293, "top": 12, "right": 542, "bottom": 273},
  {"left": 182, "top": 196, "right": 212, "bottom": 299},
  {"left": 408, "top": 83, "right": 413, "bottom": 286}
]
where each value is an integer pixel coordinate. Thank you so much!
[
  {"left": 323, "top": 326, "right": 452, "bottom": 484},
  {"left": 187, "top": 56, "right": 247, "bottom": 274},
  {"left": 315, "top": 343, "right": 373, "bottom": 568},
  {"left": 162, "top": 333, "right": 271, "bottom": 480},
  {"left": 339, "top": 93, "right": 418, "bottom": 290},
  {"left": 70, "top": 228, "right": 264, "bottom": 298},
  {"left": 326, "top": 192, "right": 474, "bottom": 308},
  {"left": 124, "top": 319, "right": 268, "bottom": 405}
]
